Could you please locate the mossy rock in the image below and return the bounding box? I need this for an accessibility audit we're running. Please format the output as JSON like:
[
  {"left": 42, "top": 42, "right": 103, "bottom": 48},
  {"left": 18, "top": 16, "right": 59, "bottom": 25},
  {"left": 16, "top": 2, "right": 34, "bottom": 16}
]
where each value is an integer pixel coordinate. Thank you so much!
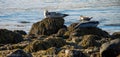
[
  {"left": 74, "top": 27, "right": 109, "bottom": 37},
  {"left": 112, "top": 32, "right": 120, "bottom": 39},
  {"left": 0, "top": 29, "right": 23, "bottom": 44},
  {"left": 14, "top": 30, "right": 27, "bottom": 35},
  {"left": 58, "top": 49, "right": 87, "bottom": 57},
  {"left": 56, "top": 27, "right": 67, "bottom": 37},
  {"left": 44, "top": 37, "right": 66, "bottom": 48},
  {"left": 66, "top": 23, "right": 110, "bottom": 37},
  {"left": 7, "top": 49, "right": 32, "bottom": 57},
  {"left": 24, "top": 37, "right": 66, "bottom": 52},
  {"left": 78, "top": 35, "right": 99, "bottom": 48},
  {"left": 0, "top": 44, "right": 27, "bottom": 50},
  {"left": 100, "top": 39, "right": 120, "bottom": 57},
  {"left": 24, "top": 40, "right": 49, "bottom": 52},
  {"left": 28, "top": 18, "right": 65, "bottom": 37},
  {"left": 32, "top": 47, "right": 57, "bottom": 57},
  {"left": 68, "top": 23, "right": 78, "bottom": 32}
]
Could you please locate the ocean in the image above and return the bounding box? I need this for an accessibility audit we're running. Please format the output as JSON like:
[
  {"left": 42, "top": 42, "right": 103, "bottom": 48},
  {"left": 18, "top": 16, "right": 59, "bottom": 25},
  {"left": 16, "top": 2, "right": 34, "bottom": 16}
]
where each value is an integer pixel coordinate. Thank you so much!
[{"left": 0, "top": 0, "right": 120, "bottom": 34}]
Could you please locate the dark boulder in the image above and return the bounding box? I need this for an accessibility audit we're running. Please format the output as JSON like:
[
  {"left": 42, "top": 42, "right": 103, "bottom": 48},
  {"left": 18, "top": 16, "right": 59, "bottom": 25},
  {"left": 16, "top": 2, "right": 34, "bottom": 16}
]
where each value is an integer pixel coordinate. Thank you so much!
[
  {"left": 7, "top": 49, "right": 32, "bottom": 57},
  {"left": 112, "top": 32, "right": 120, "bottom": 39},
  {"left": 65, "top": 23, "right": 110, "bottom": 38},
  {"left": 78, "top": 35, "right": 100, "bottom": 48},
  {"left": 56, "top": 28, "right": 67, "bottom": 37},
  {"left": 24, "top": 40, "right": 48, "bottom": 52},
  {"left": 100, "top": 39, "right": 120, "bottom": 57},
  {"left": 14, "top": 30, "right": 27, "bottom": 35},
  {"left": 44, "top": 37, "right": 66, "bottom": 48},
  {"left": 28, "top": 18, "right": 65, "bottom": 38},
  {"left": 24, "top": 37, "right": 66, "bottom": 52},
  {"left": 58, "top": 49, "right": 87, "bottom": 57},
  {"left": 0, "top": 29, "right": 23, "bottom": 44}
]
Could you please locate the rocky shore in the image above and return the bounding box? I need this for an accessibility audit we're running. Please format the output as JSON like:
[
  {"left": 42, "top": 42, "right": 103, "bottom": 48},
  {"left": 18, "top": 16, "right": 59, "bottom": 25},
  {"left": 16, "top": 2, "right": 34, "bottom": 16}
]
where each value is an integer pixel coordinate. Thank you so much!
[{"left": 0, "top": 18, "right": 120, "bottom": 57}]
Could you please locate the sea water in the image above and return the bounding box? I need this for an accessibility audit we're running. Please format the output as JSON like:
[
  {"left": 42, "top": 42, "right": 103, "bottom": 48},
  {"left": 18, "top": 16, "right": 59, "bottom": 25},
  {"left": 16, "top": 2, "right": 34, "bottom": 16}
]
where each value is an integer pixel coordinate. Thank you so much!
[{"left": 0, "top": 0, "right": 120, "bottom": 34}]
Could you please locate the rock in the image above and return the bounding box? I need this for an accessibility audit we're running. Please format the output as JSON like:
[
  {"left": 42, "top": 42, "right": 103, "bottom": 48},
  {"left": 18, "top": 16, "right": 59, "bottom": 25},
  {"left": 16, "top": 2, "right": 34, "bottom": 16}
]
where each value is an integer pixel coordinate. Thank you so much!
[
  {"left": 32, "top": 47, "right": 58, "bottom": 57},
  {"left": 64, "top": 23, "right": 78, "bottom": 37},
  {"left": 71, "top": 37, "right": 82, "bottom": 43},
  {"left": 100, "top": 39, "right": 120, "bottom": 57},
  {"left": 112, "top": 32, "right": 120, "bottom": 39},
  {"left": 68, "top": 23, "right": 79, "bottom": 32},
  {"left": 0, "top": 29, "right": 23, "bottom": 44},
  {"left": 90, "top": 52, "right": 100, "bottom": 57},
  {"left": 24, "top": 40, "right": 48, "bottom": 52},
  {"left": 14, "top": 30, "right": 27, "bottom": 35},
  {"left": 0, "top": 41, "right": 29, "bottom": 50},
  {"left": 24, "top": 37, "right": 66, "bottom": 52},
  {"left": 58, "top": 49, "right": 86, "bottom": 57},
  {"left": 56, "top": 27, "right": 67, "bottom": 37},
  {"left": 0, "top": 50, "right": 15, "bottom": 57},
  {"left": 78, "top": 35, "right": 99, "bottom": 48},
  {"left": 44, "top": 37, "right": 66, "bottom": 48},
  {"left": 28, "top": 18, "right": 65, "bottom": 38},
  {"left": 84, "top": 47, "right": 99, "bottom": 55},
  {"left": 7, "top": 49, "right": 32, "bottom": 57},
  {"left": 65, "top": 23, "right": 110, "bottom": 37},
  {"left": 37, "top": 35, "right": 48, "bottom": 40}
]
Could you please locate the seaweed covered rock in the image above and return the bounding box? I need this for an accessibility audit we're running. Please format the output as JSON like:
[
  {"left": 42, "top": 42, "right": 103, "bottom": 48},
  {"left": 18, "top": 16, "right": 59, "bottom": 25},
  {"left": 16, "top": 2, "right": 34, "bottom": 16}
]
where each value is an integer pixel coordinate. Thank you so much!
[
  {"left": 0, "top": 29, "right": 23, "bottom": 44},
  {"left": 14, "top": 30, "right": 27, "bottom": 35},
  {"left": 100, "top": 39, "right": 120, "bottom": 57},
  {"left": 64, "top": 23, "right": 78, "bottom": 37},
  {"left": 24, "top": 40, "right": 48, "bottom": 52},
  {"left": 44, "top": 37, "right": 66, "bottom": 48},
  {"left": 0, "top": 41, "right": 29, "bottom": 50},
  {"left": 112, "top": 32, "right": 120, "bottom": 39},
  {"left": 78, "top": 35, "right": 99, "bottom": 48},
  {"left": 65, "top": 23, "right": 110, "bottom": 37},
  {"left": 32, "top": 47, "right": 57, "bottom": 57},
  {"left": 56, "top": 28, "right": 67, "bottom": 37},
  {"left": 7, "top": 49, "right": 32, "bottom": 57},
  {"left": 24, "top": 37, "right": 66, "bottom": 52},
  {"left": 28, "top": 18, "right": 65, "bottom": 37},
  {"left": 58, "top": 49, "right": 86, "bottom": 57}
]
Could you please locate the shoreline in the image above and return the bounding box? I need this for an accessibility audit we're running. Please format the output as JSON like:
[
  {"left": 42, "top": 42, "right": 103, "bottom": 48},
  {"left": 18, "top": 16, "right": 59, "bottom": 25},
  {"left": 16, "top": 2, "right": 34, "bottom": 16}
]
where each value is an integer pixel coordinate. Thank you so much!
[{"left": 0, "top": 18, "right": 120, "bottom": 57}]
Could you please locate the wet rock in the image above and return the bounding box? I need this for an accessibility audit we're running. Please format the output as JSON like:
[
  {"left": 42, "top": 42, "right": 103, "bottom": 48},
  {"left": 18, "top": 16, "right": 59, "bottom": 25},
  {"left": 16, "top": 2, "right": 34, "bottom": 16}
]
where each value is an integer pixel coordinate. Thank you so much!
[
  {"left": 14, "top": 30, "right": 27, "bottom": 35},
  {"left": 112, "top": 32, "right": 120, "bottom": 39},
  {"left": 0, "top": 29, "right": 23, "bottom": 44},
  {"left": 71, "top": 37, "right": 82, "bottom": 43},
  {"left": 0, "top": 41, "right": 29, "bottom": 50},
  {"left": 90, "top": 52, "right": 100, "bottom": 57},
  {"left": 28, "top": 18, "right": 65, "bottom": 38},
  {"left": 56, "top": 28, "right": 67, "bottom": 37},
  {"left": 37, "top": 35, "right": 48, "bottom": 40},
  {"left": 24, "top": 37, "right": 66, "bottom": 52},
  {"left": 24, "top": 40, "right": 48, "bottom": 52},
  {"left": 78, "top": 35, "right": 100, "bottom": 48},
  {"left": 65, "top": 23, "right": 110, "bottom": 37},
  {"left": 84, "top": 47, "right": 99, "bottom": 55},
  {"left": 64, "top": 23, "right": 78, "bottom": 37},
  {"left": 0, "top": 50, "right": 15, "bottom": 57},
  {"left": 68, "top": 23, "right": 79, "bottom": 32},
  {"left": 100, "top": 39, "right": 120, "bottom": 57},
  {"left": 7, "top": 49, "right": 32, "bottom": 57},
  {"left": 44, "top": 37, "right": 66, "bottom": 48},
  {"left": 32, "top": 47, "right": 58, "bottom": 57},
  {"left": 58, "top": 49, "right": 86, "bottom": 57}
]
